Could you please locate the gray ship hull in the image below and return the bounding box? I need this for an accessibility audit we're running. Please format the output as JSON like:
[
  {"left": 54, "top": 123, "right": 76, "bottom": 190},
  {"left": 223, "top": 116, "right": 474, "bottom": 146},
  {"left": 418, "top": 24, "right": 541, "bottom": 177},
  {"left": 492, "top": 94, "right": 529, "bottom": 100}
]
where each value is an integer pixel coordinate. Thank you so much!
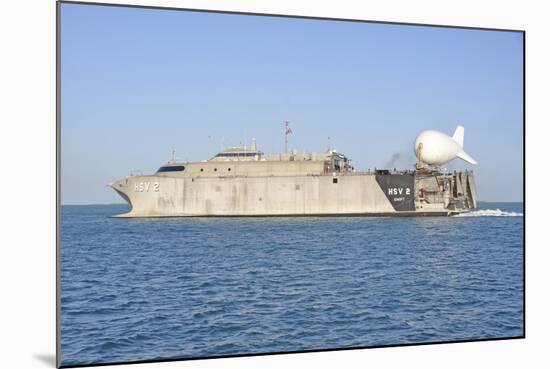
[{"left": 109, "top": 171, "right": 476, "bottom": 218}]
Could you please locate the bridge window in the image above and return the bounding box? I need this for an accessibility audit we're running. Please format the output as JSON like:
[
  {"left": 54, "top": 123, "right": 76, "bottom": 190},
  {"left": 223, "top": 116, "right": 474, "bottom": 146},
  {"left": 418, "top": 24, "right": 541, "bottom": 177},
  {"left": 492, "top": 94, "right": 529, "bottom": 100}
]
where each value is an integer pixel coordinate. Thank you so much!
[
  {"left": 157, "top": 165, "right": 185, "bottom": 173},
  {"left": 215, "top": 152, "right": 256, "bottom": 158}
]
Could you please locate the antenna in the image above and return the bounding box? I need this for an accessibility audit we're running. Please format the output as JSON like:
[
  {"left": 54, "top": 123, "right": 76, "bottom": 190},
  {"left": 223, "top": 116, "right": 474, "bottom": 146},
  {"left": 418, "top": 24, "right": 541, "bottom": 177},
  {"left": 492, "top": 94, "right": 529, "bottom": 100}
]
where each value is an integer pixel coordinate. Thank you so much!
[
  {"left": 170, "top": 147, "right": 176, "bottom": 163},
  {"left": 327, "top": 136, "right": 331, "bottom": 152},
  {"left": 284, "top": 121, "right": 292, "bottom": 153}
]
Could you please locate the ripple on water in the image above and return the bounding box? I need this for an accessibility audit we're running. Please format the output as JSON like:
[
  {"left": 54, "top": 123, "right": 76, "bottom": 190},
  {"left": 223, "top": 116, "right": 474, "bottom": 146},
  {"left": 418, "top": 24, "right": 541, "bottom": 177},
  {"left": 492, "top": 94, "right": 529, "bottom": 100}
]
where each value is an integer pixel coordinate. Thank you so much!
[{"left": 60, "top": 204, "right": 524, "bottom": 365}]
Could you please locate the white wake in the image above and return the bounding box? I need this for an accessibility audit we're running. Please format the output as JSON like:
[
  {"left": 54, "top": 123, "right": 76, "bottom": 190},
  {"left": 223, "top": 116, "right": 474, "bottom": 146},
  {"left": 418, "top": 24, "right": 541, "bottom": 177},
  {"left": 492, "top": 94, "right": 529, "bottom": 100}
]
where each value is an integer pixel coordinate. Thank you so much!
[{"left": 455, "top": 209, "right": 523, "bottom": 217}]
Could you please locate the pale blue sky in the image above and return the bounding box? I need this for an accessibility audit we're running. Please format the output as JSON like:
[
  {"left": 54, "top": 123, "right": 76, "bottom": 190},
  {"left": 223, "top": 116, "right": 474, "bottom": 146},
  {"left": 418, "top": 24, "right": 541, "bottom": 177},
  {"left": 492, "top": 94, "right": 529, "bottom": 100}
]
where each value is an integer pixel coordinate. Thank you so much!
[{"left": 61, "top": 3, "right": 523, "bottom": 204}]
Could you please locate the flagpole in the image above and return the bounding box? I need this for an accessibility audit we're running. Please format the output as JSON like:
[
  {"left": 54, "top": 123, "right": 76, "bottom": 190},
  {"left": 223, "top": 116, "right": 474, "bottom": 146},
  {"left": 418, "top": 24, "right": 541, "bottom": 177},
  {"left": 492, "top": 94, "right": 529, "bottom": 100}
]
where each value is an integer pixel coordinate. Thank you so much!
[{"left": 284, "top": 121, "right": 289, "bottom": 153}]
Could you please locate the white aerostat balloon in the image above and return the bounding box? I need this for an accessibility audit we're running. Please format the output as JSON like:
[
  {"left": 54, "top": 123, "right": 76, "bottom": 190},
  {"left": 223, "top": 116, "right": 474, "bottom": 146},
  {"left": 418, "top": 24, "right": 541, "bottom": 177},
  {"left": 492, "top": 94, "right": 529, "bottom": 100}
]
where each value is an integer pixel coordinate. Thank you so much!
[{"left": 414, "top": 125, "right": 477, "bottom": 165}]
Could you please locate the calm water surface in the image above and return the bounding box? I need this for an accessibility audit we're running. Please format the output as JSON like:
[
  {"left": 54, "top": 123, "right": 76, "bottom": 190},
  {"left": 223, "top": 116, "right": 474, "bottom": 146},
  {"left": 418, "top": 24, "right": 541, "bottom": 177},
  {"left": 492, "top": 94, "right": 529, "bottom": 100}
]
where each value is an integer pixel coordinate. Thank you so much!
[{"left": 60, "top": 202, "right": 524, "bottom": 366}]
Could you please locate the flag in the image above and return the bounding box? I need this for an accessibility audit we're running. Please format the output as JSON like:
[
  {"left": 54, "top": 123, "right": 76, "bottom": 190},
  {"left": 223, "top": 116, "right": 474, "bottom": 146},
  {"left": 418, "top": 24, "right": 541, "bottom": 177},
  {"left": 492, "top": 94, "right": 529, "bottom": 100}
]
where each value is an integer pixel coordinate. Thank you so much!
[{"left": 285, "top": 122, "right": 292, "bottom": 135}]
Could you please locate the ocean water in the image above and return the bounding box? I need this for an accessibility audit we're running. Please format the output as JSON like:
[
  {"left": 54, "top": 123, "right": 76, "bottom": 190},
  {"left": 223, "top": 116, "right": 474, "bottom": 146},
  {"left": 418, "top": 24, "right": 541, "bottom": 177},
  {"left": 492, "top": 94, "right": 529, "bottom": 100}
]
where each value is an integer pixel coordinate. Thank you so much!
[{"left": 60, "top": 202, "right": 524, "bottom": 366}]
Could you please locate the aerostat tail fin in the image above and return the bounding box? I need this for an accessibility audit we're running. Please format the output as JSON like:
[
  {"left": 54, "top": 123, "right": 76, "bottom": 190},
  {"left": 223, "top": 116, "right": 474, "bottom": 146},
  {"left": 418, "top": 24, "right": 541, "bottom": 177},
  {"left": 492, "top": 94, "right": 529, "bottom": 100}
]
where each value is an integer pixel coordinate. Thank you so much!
[
  {"left": 456, "top": 150, "right": 477, "bottom": 165},
  {"left": 452, "top": 125, "right": 464, "bottom": 148}
]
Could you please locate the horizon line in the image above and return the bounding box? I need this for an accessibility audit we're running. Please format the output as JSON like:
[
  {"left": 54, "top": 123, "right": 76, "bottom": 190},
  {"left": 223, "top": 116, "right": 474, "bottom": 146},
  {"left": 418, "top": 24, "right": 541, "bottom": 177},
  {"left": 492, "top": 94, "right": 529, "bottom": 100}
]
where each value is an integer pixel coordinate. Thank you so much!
[{"left": 60, "top": 200, "right": 524, "bottom": 206}]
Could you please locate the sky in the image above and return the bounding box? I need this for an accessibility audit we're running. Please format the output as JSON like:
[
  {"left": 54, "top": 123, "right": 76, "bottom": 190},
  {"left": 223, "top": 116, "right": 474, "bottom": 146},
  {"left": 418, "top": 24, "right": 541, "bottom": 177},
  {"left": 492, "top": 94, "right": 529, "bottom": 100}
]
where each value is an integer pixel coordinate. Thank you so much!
[{"left": 60, "top": 3, "right": 524, "bottom": 204}]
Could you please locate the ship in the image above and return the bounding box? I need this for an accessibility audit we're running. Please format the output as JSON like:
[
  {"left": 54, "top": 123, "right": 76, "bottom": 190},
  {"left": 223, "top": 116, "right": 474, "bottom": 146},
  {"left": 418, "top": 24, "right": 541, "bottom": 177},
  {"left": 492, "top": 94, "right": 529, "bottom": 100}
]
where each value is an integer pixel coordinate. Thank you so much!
[{"left": 108, "top": 125, "right": 477, "bottom": 217}]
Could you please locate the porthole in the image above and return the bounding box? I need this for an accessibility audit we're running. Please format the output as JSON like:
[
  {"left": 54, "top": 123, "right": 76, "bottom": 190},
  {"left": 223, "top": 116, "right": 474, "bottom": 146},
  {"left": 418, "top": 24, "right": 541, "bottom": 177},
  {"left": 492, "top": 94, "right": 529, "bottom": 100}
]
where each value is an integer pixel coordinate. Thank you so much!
[
  {"left": 228, "top": 168, "right": 231, "bottom": 172},
  {"left": 214, "top": 168, "right": 217, "bottom": 172},
  {"left": 200, "top": 168, "right": 204, "bottom": 172}
]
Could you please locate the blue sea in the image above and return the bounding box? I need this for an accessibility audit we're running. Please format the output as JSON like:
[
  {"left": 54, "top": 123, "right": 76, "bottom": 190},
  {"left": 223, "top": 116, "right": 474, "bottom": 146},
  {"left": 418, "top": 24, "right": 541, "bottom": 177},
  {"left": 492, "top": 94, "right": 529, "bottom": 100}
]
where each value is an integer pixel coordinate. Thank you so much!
[{"left": 60, "top": 202, "right": 524, "bottom": 366}]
